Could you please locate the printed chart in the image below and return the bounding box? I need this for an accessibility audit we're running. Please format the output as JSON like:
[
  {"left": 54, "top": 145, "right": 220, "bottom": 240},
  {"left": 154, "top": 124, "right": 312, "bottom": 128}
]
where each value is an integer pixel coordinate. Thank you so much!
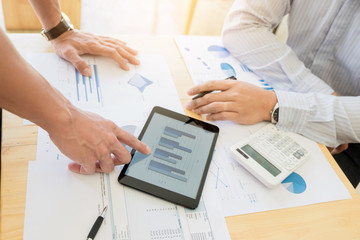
[
  {"left": 176, "top": 36, "right": 273, "bottom": 90},
  {"left": 282, "top": 172, "right": 307, "bottom": 194},
  {"left": 24, "top": 53, "right": 231, "bottom": 239},
  {"left": 75, "top": 64, "right": 103, "bottom": 107},
  {"left": 175, "top": 37, "right": 351, "bottom": 217}
]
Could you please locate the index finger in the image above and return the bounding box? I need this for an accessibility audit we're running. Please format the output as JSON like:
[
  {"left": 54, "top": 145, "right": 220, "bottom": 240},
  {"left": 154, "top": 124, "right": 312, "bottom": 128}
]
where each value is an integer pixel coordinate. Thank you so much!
[
  {"left": 115, "top": 127, "right": 151, "bottom": 155},
  {"left": 187, "top": 80, "right": 235, "bottom": 96}
]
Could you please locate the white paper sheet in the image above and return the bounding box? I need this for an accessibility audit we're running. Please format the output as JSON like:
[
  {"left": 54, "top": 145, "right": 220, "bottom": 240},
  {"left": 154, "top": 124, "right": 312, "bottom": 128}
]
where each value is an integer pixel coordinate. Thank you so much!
[
  {"left": 23, "top": 53, "right": 231, "bottom": 240},
  {"left": 175, "top": 36, "right": 351, "bottom": 217}
]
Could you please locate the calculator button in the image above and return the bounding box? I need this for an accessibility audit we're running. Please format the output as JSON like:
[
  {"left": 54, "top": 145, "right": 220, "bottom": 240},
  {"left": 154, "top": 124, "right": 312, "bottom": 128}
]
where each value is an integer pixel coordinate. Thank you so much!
[
  {"left": 293, "top": 152, "right": 302, "bottom": 159},
  {"left": 296, "top": 149, "right": 305, "bottom": 156}
]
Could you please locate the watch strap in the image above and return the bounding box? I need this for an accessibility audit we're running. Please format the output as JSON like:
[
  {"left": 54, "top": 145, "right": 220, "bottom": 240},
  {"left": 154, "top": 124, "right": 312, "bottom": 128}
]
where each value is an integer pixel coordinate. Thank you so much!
[{"left": 41, "top": 14, "right": 73, "bottom": 41}]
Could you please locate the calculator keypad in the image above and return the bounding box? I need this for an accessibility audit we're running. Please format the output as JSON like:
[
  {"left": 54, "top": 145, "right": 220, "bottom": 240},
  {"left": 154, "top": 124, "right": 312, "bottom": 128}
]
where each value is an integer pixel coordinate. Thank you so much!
[{"left": 248, "top": 125, "right": 309, "bottom": 171}]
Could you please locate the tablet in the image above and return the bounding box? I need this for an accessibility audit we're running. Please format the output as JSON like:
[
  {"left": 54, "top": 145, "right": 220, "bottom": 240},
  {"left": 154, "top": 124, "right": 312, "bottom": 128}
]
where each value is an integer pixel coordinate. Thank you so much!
[{"left": 118, "top": 106, "right": 219, "bottom": 209}]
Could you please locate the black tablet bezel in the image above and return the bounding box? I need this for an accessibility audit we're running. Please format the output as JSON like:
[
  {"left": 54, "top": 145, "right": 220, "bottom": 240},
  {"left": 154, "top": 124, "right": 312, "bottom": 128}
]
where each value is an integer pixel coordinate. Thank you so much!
[{"left": 118, "top": 106, "right": 219, "bottom": 209}]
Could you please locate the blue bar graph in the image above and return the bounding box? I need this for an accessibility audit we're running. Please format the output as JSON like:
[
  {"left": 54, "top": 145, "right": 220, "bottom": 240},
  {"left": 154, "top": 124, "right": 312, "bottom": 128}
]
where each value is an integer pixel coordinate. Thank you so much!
[
  {"left": 148, "top": 160, "right": 187, "bottom": 182},
  {"left": 159, "top": 137, "right": 192, "bottom": 153},
  {"left": 74, "top": 64, "right": 102, "bottom": 105},
  {"left": 88, "top": 74, "right": 92, "bottom": 94},
  {"left": 240, "top": 64, "right": 253, "bottom": 72},
  {"left": 154, "top": 148, "right": 182, "bottom": 164},
  {"left": 82, "top": 75, "right": 88, "bottom": 102},
  {"left": 94, "top": 64, "right": 101, "bottom": 103},
  {"left": 75, "top": 69, "right": 80, "bottom": 101},
  {"left": 164, "top": 126, "right": 196, "bottom": 139}
]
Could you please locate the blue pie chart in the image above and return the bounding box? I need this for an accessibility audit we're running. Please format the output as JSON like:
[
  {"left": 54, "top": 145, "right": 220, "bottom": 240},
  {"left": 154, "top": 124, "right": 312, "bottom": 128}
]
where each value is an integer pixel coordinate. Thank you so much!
[
  {"left": 208, "top": 45, "right": 231, "bottom": 58},
  {"left": 281, "top": 172, "right": 306, "bottom": 194},
  {"left": 220, "top": 63, "right": 236, "bottom": 78}
]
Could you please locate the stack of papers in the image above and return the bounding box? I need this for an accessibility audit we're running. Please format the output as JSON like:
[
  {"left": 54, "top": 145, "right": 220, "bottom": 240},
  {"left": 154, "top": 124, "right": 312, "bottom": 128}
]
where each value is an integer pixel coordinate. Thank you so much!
[
  {"left": 24, "top": 37, "right": 351, "bottom": 239},
  {"left": 23, "top": 54, "right": 230, "bottom": 240}
]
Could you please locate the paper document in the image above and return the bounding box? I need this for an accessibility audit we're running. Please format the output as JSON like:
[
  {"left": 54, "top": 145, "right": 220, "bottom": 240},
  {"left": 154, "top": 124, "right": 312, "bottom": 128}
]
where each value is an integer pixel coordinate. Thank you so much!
[
  {"left": 23, "top": 53, "right": 230, "bottom": 239},
  {"left": 175, "top": 36, "right": 351, "bottom": 217}
]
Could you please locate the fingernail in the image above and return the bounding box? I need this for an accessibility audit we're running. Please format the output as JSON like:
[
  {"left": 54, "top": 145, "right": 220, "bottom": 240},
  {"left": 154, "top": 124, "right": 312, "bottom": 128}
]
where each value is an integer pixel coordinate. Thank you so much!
[
  {"left": 146, "top": 146, "right": 152, "bottom": 154},
  {"left": 84, "top": 68, "right": 92, "bottom": 77}
]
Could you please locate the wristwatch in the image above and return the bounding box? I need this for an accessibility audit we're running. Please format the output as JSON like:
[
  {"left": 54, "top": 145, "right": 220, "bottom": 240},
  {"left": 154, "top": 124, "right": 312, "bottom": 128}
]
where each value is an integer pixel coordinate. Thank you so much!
[
  {"left": 41, "top": 13, "right": 74, "bottom": 41},
  {"left": 270, "top": 102, "right": 279, "bottom": 124}
]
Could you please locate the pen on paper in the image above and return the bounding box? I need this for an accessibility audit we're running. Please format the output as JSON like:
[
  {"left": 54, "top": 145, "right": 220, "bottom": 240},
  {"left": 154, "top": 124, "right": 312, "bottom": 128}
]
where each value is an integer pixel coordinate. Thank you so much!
[
  {"left": 87, "top": 206, "right": 108, "bottom": 240},
  {"left": 191, "top": 76, "right": 237, "bottom": 100}
]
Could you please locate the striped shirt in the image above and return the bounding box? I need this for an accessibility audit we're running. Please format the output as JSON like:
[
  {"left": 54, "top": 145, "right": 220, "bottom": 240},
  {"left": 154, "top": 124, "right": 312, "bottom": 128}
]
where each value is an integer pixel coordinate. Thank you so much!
[{"left": 222, "top": 0, "right": 360, "bottom": 147}]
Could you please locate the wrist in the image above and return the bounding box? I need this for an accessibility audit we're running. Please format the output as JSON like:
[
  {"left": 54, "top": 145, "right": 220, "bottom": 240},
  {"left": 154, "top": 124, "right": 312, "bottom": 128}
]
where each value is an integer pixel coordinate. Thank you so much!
[
  {"left": 42, "top": 13, "right": 62, "bottom": 31},
  {"left": 36, "top": 90, "right": 74, "bottom": 135}
]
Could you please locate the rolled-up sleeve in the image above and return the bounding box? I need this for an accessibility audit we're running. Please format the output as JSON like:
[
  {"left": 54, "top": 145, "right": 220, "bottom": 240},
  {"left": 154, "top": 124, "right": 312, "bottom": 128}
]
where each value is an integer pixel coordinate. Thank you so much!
[{"left": 276, "top": 91, "right": 360, "bottom": 147}]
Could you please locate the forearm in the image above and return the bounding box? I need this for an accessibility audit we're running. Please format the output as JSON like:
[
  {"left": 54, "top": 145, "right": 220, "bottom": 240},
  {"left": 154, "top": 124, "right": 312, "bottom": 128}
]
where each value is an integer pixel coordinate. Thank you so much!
[
  {"left": 222, "top": 0, "right": 334, "bottom": 94},
  {"left": 0, "top": 30, "right": 71, "bottom": 133},
  {"left": 276, "top": 90, "right": 360, "bottom": 147},
  {"left": 28, "top": 0, "right": 61, "bottom": 30}
]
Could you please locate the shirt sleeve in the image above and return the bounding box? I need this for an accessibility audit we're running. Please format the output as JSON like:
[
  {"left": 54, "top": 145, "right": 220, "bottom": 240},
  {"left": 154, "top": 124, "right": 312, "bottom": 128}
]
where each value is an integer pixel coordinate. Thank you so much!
[
  {"left": 222, "top": 0, "right": 334, "bottom": 94},
  {"left": 275, "top": 90, "right": 360, "bottom": 147}
]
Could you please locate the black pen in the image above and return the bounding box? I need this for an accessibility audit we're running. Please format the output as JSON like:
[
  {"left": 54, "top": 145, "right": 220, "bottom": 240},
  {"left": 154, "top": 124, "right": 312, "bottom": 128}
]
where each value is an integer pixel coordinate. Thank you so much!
[
  {"left": 87, "top": 206, "right": 108, "bottom": 240},
  {"left": 191, "top": 76, "right": 237, "bottom": 100}
]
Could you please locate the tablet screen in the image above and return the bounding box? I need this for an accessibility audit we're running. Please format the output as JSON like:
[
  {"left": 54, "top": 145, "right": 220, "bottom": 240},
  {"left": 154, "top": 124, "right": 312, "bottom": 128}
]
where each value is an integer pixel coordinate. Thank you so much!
[{"left": 118, "top": 106, "right": 219, "bottom": 208}]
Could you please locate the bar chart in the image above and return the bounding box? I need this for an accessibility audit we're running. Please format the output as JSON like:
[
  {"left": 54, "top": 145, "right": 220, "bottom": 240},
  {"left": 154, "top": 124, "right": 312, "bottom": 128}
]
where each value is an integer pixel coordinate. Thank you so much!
[
  {"left": 148, "top": 160, "right": 187, "bottom": 182},
  {"left": 164, "top": 126, "right": 196, "bottom": 139},
  {"left": 75, "top": 64, "right": 103, "bottom": 107},
  {"left": 147, "top": 125, "right": 198, "bottom": 183}
]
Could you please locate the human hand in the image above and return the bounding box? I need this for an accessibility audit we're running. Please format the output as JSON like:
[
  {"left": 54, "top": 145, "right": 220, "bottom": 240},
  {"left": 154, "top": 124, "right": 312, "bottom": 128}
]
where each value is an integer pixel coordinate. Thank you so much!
[
  {"left": 186, "top": 80, "right": 277, "bottom": 124},
  {"left": 327, "top": 144, "right": 349, "bottom": 155},
  {"left": 48, "top": 106, "right": 151, "bottom": 174},
  {"left": 51, "top": 30, "right": 140, "bottom": 76}
]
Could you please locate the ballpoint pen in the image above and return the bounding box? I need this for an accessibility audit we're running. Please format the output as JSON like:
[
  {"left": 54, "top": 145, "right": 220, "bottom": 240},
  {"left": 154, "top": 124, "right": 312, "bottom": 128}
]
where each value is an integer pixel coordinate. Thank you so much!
[
  {"left": 191, "top": 76, "right": 237, "bottom": 100},
  {"left": 87, "top": 206, "right": 108, "bottom": 240}
]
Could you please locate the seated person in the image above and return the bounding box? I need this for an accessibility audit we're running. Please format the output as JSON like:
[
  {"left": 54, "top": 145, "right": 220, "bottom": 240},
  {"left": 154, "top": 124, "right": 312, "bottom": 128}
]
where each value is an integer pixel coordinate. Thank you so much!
[{"left": 186, "top": 0, "right": 360, "bottom": 187}]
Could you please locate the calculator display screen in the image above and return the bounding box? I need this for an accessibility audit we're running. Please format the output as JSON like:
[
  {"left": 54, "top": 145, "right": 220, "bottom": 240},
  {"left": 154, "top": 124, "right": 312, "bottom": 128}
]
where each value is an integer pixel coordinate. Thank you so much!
[{"left": 241, "top": 145, "right": 281, "bottom": 177}]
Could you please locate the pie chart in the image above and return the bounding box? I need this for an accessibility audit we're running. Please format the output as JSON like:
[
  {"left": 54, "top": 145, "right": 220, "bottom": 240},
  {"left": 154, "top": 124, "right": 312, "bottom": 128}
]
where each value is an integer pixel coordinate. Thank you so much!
[
  {"left": 281, "top": 172, "right": 306, "bottom": 194},
  {"left": 220, "top": 63, "right": 236, "bottom": 78},
  {"left": 208, "top": 45, "right": 231, "bottom": 58}
]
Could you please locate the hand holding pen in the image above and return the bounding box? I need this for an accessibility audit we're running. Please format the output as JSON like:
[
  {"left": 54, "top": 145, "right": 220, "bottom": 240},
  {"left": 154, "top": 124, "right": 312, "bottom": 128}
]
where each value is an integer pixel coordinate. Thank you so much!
[
  {"left": 186, "top": 75, "right": 277, "bottom": 124},
  {"left": 191, "top": 76, "right": 237, "bottom": 100}
]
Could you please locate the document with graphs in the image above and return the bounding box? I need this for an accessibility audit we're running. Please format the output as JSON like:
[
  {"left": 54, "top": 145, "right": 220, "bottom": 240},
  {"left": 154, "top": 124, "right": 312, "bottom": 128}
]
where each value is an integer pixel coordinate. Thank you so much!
[
  {"left": 23, "top": 53, "right": 230, "bottom": 240},
  {"left": 176, "top": 36, "right": 351, "bottom": 217}
]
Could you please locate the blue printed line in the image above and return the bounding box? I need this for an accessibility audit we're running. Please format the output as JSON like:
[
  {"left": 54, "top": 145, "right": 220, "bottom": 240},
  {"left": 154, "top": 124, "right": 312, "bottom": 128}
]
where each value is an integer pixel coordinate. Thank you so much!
[
  {"left": 75, "top": 69, "right": 80, "bottom": 101},
  {"left": 82, "top": 75, "right": 88, "bottom": 102},
  {"left": 105, "top": 173, "right": 116, "bottom": 240},
  {"left": 94, "top": 64, "right": 101, "bottom": 103}
]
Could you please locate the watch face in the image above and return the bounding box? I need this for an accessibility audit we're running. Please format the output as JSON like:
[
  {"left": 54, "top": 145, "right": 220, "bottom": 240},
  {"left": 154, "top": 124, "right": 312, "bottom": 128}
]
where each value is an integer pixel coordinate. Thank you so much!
[{"left": 273, "top": 108, "right": 279, "bottom": 122}]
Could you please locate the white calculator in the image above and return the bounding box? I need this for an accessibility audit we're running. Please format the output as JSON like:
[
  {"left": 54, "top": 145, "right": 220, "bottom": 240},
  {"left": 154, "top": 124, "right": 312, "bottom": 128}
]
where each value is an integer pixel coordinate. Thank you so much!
[{"left": 230, "top": 124, "right": 310, "bottom": 188}]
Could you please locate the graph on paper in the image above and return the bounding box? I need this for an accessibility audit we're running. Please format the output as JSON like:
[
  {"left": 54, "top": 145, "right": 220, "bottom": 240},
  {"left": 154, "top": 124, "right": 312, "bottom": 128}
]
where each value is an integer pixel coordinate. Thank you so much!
[
  {"left": 75, "top": 65, "right": 103, "bottom": 107},
  {"left": 128, "top": 72, "right": 153, "bottom": 93},
  {"left": 175, "top": 36, "right": 273, "bottom": 90}
]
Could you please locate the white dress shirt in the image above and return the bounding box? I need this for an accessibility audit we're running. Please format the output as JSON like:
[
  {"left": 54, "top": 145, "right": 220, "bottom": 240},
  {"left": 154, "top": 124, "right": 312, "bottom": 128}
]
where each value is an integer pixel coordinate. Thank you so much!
[{"left": 222, "top": 0, "right": 360, "bottom": 147}]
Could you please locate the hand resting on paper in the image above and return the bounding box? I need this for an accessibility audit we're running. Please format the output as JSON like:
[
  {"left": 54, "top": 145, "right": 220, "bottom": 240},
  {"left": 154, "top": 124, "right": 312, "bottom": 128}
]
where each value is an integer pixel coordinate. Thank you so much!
[{"left": 51, "top": 30, "right": 140, "bottom": 76}]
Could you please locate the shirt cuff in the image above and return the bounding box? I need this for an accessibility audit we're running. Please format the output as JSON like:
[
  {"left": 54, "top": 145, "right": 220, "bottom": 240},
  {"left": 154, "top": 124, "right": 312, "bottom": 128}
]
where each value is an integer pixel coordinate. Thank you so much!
[{"left": 275, "top": 90, "right": 310, "bottom": 133}]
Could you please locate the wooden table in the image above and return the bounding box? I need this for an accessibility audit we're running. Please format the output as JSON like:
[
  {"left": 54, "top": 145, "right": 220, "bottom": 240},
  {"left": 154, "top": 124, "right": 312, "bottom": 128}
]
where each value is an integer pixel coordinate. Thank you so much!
[{"left": 1, "top": 34, "right": 360, "bottom": 240}]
